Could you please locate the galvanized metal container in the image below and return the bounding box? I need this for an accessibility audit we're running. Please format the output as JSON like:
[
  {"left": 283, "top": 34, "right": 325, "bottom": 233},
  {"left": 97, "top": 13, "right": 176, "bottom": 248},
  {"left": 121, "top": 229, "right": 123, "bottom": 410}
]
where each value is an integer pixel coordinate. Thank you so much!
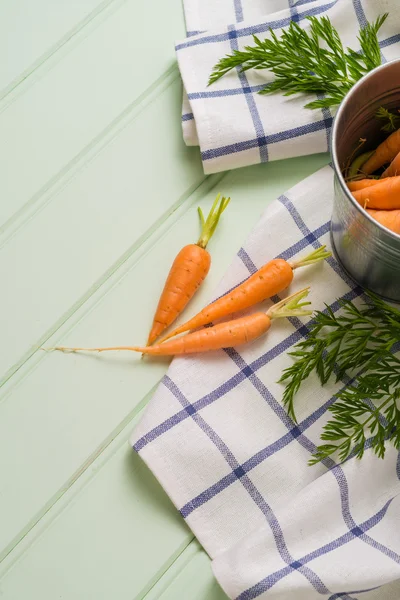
[{"left": 331, "top": 59, "right": 400, "bottom": 302}]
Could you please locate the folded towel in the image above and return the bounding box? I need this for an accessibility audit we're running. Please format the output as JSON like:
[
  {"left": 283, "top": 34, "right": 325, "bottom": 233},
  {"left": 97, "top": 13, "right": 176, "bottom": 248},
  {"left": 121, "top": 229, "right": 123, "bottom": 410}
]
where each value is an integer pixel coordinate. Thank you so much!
[
  {"left": 177, "top": 0, "right": 400, "bottom": 173},
  {"left": 131, "top": 165, "right": 400, "bottom": 599}
]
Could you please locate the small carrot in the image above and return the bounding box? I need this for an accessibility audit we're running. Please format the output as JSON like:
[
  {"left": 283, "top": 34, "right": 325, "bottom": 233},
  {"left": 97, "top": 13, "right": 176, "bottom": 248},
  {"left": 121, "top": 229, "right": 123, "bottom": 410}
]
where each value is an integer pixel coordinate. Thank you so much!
[
  {"left": 363, "top": 128, "right": 400, "bottom": 174},
  {"left": 367, "top": 209, "right": 400, "bottom": 235},
  {"left": 347, "top": 178, "right": 384, "bottom": 192},
  {"left": 156, "top": 246, "right": 330, "bottom": 343},
  {"left": 146, "top": 193, "right": 230, "bottom": 345},
  {"left": 381, "top": 150, "right": 400, "bottom": 178},
  {"left": 49, "top": 288, "right": 312, "bottom": 356},
  {"left": 352, "top": 176, "right": 400, "bottom": 210}
]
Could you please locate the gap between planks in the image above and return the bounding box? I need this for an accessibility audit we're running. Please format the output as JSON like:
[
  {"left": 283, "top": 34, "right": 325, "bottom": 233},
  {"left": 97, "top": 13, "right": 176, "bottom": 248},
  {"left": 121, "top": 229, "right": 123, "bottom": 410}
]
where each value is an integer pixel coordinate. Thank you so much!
[
  {"left": 0, "top": 62, "right": 180, "bottom": 246},
  {"left": 138, "top": 538, "right": 200, "bottom": 600},
  {"left": 0, "top": 0, "right": 131, "bottom": 109}
]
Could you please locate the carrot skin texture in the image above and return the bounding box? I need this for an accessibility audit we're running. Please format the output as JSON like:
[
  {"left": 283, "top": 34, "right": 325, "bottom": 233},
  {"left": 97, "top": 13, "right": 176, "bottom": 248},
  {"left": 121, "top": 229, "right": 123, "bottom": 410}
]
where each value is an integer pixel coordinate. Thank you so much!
[
  {"left": 159, "top": 258, "right": 293, "bottom": 342},
  {"left": 138, "top": 313, "right": 271, "bottom": 355},
  {"left": 347, "top": 179, "right": 385, "bottom": 192},
  {"left": 146, "top": 193, "right": 230, "bottom": 345},
  {"left": 147, "top": 244, "right": 210, "bottom": 345},
  {"left": 381, "top": 151, "right": 400, "bottom": 178},
  {"left": 363, "top": 128, "right": 400, "bottom": 174},
  {"left": 367, "top": 209, "right": 400, "bottom": 235},
  {"left": 352, "top": 176, "right": 400, "bottom": 210}
]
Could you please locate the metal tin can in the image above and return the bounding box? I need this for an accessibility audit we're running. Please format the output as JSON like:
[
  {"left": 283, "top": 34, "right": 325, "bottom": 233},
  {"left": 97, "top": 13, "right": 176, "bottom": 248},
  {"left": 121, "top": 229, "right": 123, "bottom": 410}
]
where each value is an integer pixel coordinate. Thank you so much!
[{"left": 331, "top": 59, "right": 400, "bottom": 302}]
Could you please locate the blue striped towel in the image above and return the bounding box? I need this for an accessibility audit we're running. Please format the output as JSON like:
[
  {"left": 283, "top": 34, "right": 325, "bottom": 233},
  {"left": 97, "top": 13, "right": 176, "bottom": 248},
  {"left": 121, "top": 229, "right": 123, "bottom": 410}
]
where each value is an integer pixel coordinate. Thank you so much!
[
  {"left": 131, "top": 164, "right": 400, "bottom": 599},
  {"left": 176, "top": 0, "right": 400, "bottom": 173}
]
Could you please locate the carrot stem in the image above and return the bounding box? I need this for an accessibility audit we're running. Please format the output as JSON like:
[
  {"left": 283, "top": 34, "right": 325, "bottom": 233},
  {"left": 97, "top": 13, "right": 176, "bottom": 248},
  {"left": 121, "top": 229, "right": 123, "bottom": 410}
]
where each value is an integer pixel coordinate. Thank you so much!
[
  {"left": 266, "top": 287, "right": 312, "bottom": 319},
  {"left": 346, "top": 150, "right": 375, "bottom": 181},
  {"left": 289, "top": 245, "right": 332, "bottom": 270},
  {"left": 343, "top": 138, "right": 367, "bottom": 178},
  {"left": 198, "top": 207, "right": 206, "bottom": 229},
  {"left": 197, "top": 193, "right": 230, "bottom": 249}
]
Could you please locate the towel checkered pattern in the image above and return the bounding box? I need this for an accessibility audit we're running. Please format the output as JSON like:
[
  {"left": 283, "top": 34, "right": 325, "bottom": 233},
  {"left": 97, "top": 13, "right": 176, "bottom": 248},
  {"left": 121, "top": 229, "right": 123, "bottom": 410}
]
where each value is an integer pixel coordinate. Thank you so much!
[
  {"left": 131, "top": 164, "right": 400, "bottom": 599},
  {"left": 177, "top": 0, "right": 400, "bottom": 174},
  {"left": 131, "top": 2, "right": 400, "bottom": 597}
]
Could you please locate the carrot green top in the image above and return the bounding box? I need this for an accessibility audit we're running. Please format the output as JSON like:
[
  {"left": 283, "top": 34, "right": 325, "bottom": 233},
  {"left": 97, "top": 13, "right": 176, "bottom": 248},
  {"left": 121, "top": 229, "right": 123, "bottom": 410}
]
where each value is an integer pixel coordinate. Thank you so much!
[
  {"left": 347, "top": 150, "right": 375, "bottom": 180},
  {"left": 197, "top": 193, "right": 230, "bottom": 249},
  {"left": 267, "top": 287, "right": 312, "bottom": 319},
  {"left": 289, "top": 246, "right": 332, "bottom": 270}
]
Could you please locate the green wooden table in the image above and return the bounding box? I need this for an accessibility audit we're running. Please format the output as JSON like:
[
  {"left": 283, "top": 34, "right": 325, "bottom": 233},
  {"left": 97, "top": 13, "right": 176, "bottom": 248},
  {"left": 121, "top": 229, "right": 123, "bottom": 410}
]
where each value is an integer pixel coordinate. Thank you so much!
[{"left": 0, "top": 2, "right": 329, "bottom": 597}]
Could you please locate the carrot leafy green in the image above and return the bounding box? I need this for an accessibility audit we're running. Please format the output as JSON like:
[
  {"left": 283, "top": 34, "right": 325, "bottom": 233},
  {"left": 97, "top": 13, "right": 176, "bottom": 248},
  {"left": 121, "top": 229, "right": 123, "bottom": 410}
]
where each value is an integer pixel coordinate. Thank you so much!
[
  {"left": 279, "top": 293, "right": 400, "bottom": 464},
  {"left": 209, "top": 14, "right": 388, "bottom": 110},
  {"left": 376, "top": 106, "right": 400, "bottom": 132}
]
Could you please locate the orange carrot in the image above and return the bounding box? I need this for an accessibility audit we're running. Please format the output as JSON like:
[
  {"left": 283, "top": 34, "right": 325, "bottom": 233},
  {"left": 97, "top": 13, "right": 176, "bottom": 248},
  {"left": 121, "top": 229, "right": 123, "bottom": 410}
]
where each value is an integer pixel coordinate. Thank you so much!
[
  {"left": 146, "top": 194, "right": 230, "bottom": 345},
  {"left": 367, "top": 209, "right": 400, "bottom": 235},
  {"left": 381, "top": 150, "right": 400, "bottom": 178},
  {"left": 347, "top": 178, "right": 384, "bottom": 192},
  {"left": 156, "top": 246, "right": 330, "bottom": 343},
  {"left": 49, "top": 289, "right": 312, "bottom": 356},
  {"left": 363, "top": 128, "right": 400, "bottom": 174},
  {"left": 352, "top": 176, "right": 400, "bottom": 209}
]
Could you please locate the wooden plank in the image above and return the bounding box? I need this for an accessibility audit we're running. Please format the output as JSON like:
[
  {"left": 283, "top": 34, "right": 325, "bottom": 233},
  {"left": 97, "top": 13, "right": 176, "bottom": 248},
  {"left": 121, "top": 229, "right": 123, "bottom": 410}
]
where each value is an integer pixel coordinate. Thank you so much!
[
  {"left": 0, "top": 173, "right": 222, "bottom": 553},
  {"left": 0, "top": 177, "right": 228, "bottom": 559},
  {"left": 0, "top": 0, "right": 186, "bottom": 230},
  {"left": 0, "top": 410, "right": 193, "bottom": 600},
  {"left": 0, "top": 77, "right": 204, "bottom": 384},
  {"left": 0, "top": 154, "right": 329, "bottom": 567},
  {"left": 0, "top": 4, "right": 333, "bottom": 600},
  {"left": 0, "top": 0, "right": 115, "bottom": 98},
  {"left": 145, "top": 540, "right": 228, "bottom": 600}
]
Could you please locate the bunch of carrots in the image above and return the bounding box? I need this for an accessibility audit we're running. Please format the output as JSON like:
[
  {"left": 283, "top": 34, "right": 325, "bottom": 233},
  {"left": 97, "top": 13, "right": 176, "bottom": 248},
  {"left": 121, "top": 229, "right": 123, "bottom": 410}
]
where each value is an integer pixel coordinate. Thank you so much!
[
  {"left": 346, "top": 116, "right": 400, "bottom": 235},
  {"left": 51, "top": 194, "right": 331, "bottom": 358}
]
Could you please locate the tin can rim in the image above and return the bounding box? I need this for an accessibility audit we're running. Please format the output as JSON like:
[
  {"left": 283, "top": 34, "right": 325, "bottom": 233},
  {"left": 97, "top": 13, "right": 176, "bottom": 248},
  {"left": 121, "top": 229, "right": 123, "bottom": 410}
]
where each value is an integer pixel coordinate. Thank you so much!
[{"left": 331, "top": 58, "right": 400, "bottom": 243}]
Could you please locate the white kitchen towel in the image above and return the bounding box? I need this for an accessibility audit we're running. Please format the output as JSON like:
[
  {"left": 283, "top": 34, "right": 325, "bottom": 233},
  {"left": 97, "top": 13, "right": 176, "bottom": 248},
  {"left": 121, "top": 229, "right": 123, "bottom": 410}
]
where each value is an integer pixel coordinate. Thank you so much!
[
  {"left": 130, "top": 164, "right": 400, "bottom": 599},
  {"left": 177, "top": 0, "right": 400, "bottom": 173}
]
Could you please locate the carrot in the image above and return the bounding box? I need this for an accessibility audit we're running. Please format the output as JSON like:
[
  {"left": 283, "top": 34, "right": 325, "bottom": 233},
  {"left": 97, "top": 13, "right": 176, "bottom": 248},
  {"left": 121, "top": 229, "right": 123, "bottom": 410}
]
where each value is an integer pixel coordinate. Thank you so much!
[
  {"left": 156, "top": 246, "right": 330, "bottom": 344},
  {"left": 146, "top": 193, "right": 230, "bottom": 345},
  {"left": 381, "top": 150, "right": 400, "bottom": 178},
  {"left": 347, "top": 178, "right": 384, "bottom": 192},
  {"left": 352, "top": 176, "right": 400, "bottom": 210},
  {"left": 363, "top": 128, "right": 400, "bottom": 174},
  {"left": 367, "top": 209, "right": 400, "bottom": 235},
  {"left": 49, "top": 288, "right": 312, "bottom": 356}
]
